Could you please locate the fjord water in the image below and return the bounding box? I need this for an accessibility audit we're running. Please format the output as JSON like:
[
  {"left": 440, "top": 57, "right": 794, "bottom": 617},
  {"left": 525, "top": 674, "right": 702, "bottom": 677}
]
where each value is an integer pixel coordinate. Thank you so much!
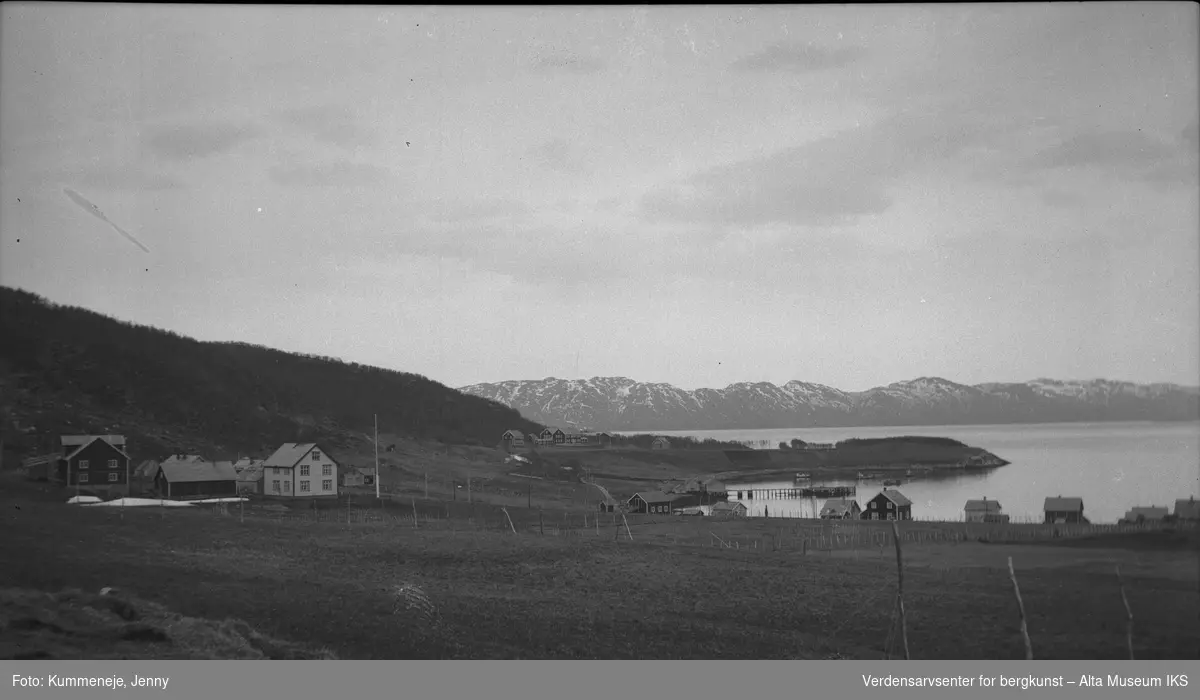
[{"left": 652, "top": 422, "right": 1200, "bottom": 524}]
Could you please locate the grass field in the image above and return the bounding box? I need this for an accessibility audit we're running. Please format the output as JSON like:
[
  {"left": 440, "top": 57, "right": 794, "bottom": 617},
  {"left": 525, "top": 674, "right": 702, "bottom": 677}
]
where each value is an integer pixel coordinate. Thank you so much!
[{"left": 2, "top": 476, "right": 1197, "bottom": 660}]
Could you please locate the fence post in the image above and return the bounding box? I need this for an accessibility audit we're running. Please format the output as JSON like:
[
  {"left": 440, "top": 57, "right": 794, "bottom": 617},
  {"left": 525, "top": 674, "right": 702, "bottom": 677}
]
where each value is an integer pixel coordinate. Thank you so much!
[
  {"left": 539, "top": 506, "right": 544, "bottom": 536},
  {"left": 1116, "top": 565, "right": 1135, "bottom": 660},
  {"left": 1008, "top": 556, "right": 1034, "bottom": 659},
  {"left": 891, "top": 521, "right": 910, "bottom": 660}
]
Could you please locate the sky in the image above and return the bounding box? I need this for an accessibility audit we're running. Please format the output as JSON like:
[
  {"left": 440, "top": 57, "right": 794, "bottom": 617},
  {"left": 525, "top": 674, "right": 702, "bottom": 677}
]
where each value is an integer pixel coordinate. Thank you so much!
[{"left": 2, "top": 3, "right": 1198, "bottom": 392}]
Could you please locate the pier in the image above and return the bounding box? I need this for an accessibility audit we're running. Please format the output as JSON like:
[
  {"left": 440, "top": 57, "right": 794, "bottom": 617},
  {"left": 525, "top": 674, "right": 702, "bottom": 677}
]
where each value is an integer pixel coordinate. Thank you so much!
[{"left": 734, "top": 485, "right": 857, "bottom": 500}]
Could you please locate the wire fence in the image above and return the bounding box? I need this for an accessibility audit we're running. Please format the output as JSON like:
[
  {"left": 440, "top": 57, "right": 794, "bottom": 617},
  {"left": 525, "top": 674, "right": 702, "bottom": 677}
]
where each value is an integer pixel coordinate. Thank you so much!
[{"left": 204, "top": 495, "right": 1198, "bottom": 552}]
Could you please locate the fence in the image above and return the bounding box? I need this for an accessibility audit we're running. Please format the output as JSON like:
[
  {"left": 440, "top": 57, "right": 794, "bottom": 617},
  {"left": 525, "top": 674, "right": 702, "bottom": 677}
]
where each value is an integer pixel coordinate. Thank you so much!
[{"left": 202, "top": 495, "right": 1197, "bottom": 553}]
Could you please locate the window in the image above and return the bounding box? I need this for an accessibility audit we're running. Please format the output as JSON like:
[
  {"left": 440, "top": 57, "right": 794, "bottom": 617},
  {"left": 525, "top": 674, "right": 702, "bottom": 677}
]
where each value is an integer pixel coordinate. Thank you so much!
[
  {"left": 887, "top": 513, "right": 895, "bottom": 521},
  {"left": 107, "top": 459, "right": 118, "bottom": 468},
  {"left": 79, "top": 474, "right": 89, "bottom": 483},
  {"left": 322, "top": 479, "right": 332, "bottom": 491},
  {"left": 108, "top": 472, "right": 119, "bottom": 482},
  {"left": 284, "top": 481, "right": 291, "bottom": 493},
  {"left": 322, "top": 465, "right": 332, "bottom": 476},
  {"left": 300, "top": 465, "right": 310, "bottom": 476},
  {"left": 300, "top": 480, "right": 310, "bottom": 492},
  {"left": 79, "top": 460, "right": 89, "bottom": 469},
  {"left": 312, "top": 450, "right": 321, "bottom": 461},
  {"left": 272, "top": 480, "right": 281, "bottom": 493},
  {"left": 870, "top": 512, "right": 878, "bottom": 520}
]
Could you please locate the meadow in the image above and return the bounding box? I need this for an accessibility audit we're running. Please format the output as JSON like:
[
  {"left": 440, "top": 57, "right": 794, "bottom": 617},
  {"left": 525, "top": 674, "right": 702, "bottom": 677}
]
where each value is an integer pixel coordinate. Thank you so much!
[{"left": 2, "top": 475, "right": 1197, "bottom": 660}]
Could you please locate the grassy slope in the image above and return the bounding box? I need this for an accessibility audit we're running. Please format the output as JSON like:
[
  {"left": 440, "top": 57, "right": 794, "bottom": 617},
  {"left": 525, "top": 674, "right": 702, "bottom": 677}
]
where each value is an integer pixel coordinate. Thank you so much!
[
  {"left": 2, "top": 478, "right": 1196, "bottom": 660},
  {"left": 0, "top": 587, "right": 336, "bottom": 660}
]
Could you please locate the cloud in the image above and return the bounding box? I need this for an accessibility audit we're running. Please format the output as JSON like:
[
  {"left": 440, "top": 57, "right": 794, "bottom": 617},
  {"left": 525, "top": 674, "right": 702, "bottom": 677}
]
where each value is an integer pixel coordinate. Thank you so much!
[
  {"left": 53, "top": 162, "right": 184, "bottom": 192},
  {"left": 529, "top": 49, "right": 605, "bottom": 74},
  {"left": 280, "top": 105, "right": 378, "bottom": 150},
  {"left": 1028, "top": 129, "right": 1200, "bottom": 188},
  {"left": 732, "top": 43, "right": 867, "bottom": 73},
  {"left": 146, "top": 122, "right": 264, "bottom": 161},
  {"left": 638, "top": 110, "right": 1000, "bottom": 228},
  {"left": 526, "top": 138, "right": 588, "bottom": 175},
  {"left": 424, "top": 197, "right": 532, "bottom": 224},
  {"left": 268, "top": 160, "right": 392, "bottom": 187},
  {"left": 1039, "top": 188, "right": 1087, "bottom": 209},
  {"left": 1030, "top": 131, "right": 1177, "bottom": 171}
]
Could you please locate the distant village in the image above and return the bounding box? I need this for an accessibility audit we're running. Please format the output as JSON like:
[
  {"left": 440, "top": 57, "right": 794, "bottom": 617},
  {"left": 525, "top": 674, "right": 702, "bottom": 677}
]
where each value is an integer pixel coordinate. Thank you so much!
[{"left": 18, "top": 432, "right": 1200, "bottom": 529}]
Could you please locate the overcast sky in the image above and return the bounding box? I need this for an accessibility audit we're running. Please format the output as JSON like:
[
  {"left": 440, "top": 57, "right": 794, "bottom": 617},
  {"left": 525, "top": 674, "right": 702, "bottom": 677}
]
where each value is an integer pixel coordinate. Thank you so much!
[{"left": 2, "top": 3, "right": 1197, "bottom": 391}]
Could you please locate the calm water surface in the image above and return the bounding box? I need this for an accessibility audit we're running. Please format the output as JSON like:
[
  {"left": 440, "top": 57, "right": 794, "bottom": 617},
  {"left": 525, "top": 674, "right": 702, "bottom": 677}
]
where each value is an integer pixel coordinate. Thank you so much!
[{"left": 636, "top": 422, "right": 1200, "bottom": 523}]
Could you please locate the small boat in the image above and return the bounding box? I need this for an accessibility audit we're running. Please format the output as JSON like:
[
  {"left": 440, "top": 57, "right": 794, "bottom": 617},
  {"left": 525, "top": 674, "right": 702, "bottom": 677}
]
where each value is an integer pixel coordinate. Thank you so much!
[
  {"left": 882, "top": 479, "right": 902, "bottom": 486},
  {"left": 795, "top": 472, "right": 811, "bottom": 480}
]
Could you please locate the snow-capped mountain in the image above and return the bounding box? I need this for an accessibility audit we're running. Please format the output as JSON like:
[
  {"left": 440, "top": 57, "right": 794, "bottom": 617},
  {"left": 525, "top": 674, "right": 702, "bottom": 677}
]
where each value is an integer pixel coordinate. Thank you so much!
[{"left": 457, "top": 376, "right": 1200, "bottom": 431}]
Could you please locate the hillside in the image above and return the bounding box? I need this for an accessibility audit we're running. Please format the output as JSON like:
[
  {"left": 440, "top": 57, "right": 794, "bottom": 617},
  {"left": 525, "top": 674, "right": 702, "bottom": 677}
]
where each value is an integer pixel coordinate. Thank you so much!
[
  {"left": 0, "top": 286, "right": 542, "bottom": 464},
  {"left": 458, "top": 375, "right": 1200, "bottom": 431}
]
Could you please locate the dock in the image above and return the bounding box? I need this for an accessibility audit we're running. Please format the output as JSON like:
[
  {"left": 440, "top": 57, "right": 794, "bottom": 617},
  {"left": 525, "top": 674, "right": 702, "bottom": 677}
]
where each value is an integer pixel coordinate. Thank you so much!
[{"left": 733, "top": 485, "right": 857, "bottom": 500}]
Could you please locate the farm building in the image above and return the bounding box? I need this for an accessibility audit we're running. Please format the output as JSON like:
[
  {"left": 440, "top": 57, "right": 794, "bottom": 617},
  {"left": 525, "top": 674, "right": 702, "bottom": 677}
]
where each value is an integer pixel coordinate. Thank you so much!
[
  {"left": 964, "top": 497, "right": 1008, "bottom": 523},
  {"left": 1175, "top": 496, "right": 1200, "bottom": 521},
  {"left": 236, "top": 463, "right": 265, "bottom": 495},
  {"left": 627, "top": 491, "right": 683, "bottom": 514},
  {"left": 650, "top": 437, "right": 671, "bottom": 450},
  {"left": 820, "top": 498, "right": 862, "bottom": 519},
  {"left": 154, "top": 459, "right": 238, "bottom": 500},
  {"left": 20, "top": 453, "right": 58, "bottom": 481},
  {"left": 55, "top": 435, "right": 131, "bottom": 498},
  {"left": 340, "top": 467, "right": 365, "bottom": 488},
  {"left": 597, "top": 496, "right": 619, "bottom": 513},
  {"left": 710, "top": 501, "right": 748, "bottom": 517},
  {"left": 1043, "top": 496, "right": 1086, "bottom": 524},
  {"left": 675, "top": 505, "right": 710, "bottom": 516},
  {"left": 262, "top": 442, "right": 340, "bottom": 498},
  {"left": 552, "top": 429, "right": 566, "bottom": 445},
  {"left": 500, "top": 429, "right": 525, "bottom": 450},
  {"left": 862, "top": 489, "right": 912, "bottom": 521},
  {"left": 1120, "top": 506, "right": 1168, "bottom": 524}
]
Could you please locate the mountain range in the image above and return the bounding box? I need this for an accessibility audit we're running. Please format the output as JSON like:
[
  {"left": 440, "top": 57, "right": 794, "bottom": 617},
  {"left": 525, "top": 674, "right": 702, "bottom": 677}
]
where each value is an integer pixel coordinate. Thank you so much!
[{"left": 457, "top": 376, "right": 1200, "bottom": 431}]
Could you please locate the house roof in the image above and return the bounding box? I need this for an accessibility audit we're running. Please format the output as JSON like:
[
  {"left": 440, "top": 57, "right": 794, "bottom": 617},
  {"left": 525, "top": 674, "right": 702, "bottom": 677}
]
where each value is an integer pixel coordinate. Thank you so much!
[
  {"left": 964, "top": 499, "right": 1003, "bottom": 512},
  {"left": 629, "top": 491, "right": 678, "bottom": 504},
  {"left": 232, "top": 457, "right": 262, "bottom": 472},
  {"left": 875, "top": 489, "right": 912, "bottom": 507},
  {"left": 63, "top": 436, "right": 131, "bottom": 462},
  {"left": 1124, "top": 506, "right": 1168, "bottom": 520},
  {"left": 159, "top": 460, "right": 239, "bottom": 484},
  {"left": 61, "top": 434, "right": 125, "bottom": 448},
  {"left": 262, "top": 443, "right": 318, "bottom": 468},
  {"left": 821, "top": 498, "right": 859, "bottom": 513},
  {"left": 1044, "top": 496, "right": 1084, "bottom": 512},
  {"left": 711, "top": 501, "right": 746, "bottom": 511},
  {"left": 236, "top": 465, "right": 265, "bottom": 482},
  {"left": 1175, "top": 497, "right": 1200, "bottom": 518}
]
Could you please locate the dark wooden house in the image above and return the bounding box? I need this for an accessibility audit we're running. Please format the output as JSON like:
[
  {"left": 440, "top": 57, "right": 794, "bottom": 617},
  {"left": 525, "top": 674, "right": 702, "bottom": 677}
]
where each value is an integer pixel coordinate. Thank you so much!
[
  {"left": 1043, "top": 496, "right": 1085, "bottom": 524},
  {"left": 627, "top": 491, "right": 681, "bottom": 514},
  {"left": 155, "top": 459, "right": 239, "bottom": 500},
  {"left": 552, "top": 429, "right": 566, "bottom": 445},
  {"left": 55, "top": 435, "right": 131, "bottom": 498},
  {"left": 862, "top": 489, "right": 912, "bottom": 521}
]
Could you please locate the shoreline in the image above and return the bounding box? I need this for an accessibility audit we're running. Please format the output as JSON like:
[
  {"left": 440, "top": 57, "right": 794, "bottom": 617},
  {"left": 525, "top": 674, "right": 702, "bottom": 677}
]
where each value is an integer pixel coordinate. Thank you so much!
[{"left": 708, "top": 460, "right": 1007, "bottom": 486}]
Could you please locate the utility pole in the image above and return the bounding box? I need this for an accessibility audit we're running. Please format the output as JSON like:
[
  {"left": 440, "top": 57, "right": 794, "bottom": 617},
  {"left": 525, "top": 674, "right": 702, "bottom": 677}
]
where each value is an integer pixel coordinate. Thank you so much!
[{"left": 374, "top": 414, "right": 381, "bottom": 500}]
